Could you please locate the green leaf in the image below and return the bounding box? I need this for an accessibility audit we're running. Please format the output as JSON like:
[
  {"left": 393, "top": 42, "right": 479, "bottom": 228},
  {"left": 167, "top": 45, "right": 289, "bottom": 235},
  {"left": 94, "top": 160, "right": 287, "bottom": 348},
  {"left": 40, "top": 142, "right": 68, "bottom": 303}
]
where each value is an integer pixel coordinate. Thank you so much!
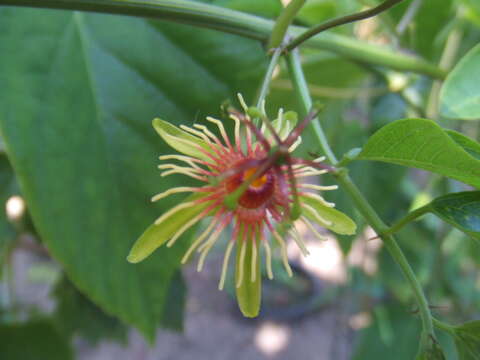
[
  {"left": 453, "top": 320, "right": 480, "bottom": 359},
  {"left": 0, "top": 8, "right": 265, "bottom": 338},
  {"left": 427, "top": 191, "right": 480, "bottom": 241},
  {"left": 235, "top": 233, "right": 261, "bottom": 318},
  {"left": 52, "top": 277, "right": 128, "bottom": 345},
  {"left": 359, "top": 119, "right": 480, "bottom": 188},
  {"left": 440, "top": 43, "right": 480, "bottom": 120},
  {"left": 0, "top": 320, "right": 73, "bottom": 360},
  {"left": 446, "top": 130, "right": 480, "bottom": 160},
  {"left": 301, "top": 195, "right": 357, "bottom": 235}
]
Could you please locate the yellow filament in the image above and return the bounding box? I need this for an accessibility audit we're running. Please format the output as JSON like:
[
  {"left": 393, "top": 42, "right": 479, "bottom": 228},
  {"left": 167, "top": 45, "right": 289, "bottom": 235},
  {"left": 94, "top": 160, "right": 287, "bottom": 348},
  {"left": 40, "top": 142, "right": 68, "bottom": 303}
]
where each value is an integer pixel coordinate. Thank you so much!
[
  {"left": 180, "top": 125, "right": 214, "bottom": 146},
  {"left": 218, "top": 241, "right": 235, "bottom": 290},
  {"left": 251, "top": 238, "right": 257, "bottom": 282},
  {"left": 271, "top": 230, "right": 293, "bottom": 277},
  {"left": 151, "top": 187, "right": 195, "bottom": 202},
  {"left": 154, "top": 202, "right": 195, "bottom": 225},
  {"left": 300, "top": 184, "right": 338, "bottom": 191},
  {"left": 237, "top": 93, "right": 249, "bottom": 113},
  {"left": 301, "top": 216, "right": 328, "bottom": 242},
  {"left": 236, "top": 240, "right": 247, "bottom": 288},
  {"left": 263, "top": 241, "right": 274, "bottom": 280},
  {"left": 290, "top": 226, "right": 310, "bottom": 257},
  {"left": 197, "top": 225, "right": 224, "bottom": 272},
  {"left": 181, "top": 219, "right": 218, "bottom": 264},
  {"left": 301, "top": 193, "right": 335, "bottom": 208},
  {"left": 167, "top": 209, "right": 211, "bottom": 248},
  {"left": 206, "top": 117, "right": 231, "bottom": 147},
  {"left": 301, "top": 203, "right": 333, "bottom": 227},
  {"left": 193, "top": 124, "right": 223, "bottom": 145}
]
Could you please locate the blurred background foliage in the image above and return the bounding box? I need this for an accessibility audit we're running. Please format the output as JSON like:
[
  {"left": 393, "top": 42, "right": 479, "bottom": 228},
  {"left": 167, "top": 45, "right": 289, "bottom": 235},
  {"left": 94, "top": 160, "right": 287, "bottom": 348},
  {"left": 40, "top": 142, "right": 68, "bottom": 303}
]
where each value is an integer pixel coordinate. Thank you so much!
[{"left": 0, "top": 0, "right": 479, "bottom": 359}]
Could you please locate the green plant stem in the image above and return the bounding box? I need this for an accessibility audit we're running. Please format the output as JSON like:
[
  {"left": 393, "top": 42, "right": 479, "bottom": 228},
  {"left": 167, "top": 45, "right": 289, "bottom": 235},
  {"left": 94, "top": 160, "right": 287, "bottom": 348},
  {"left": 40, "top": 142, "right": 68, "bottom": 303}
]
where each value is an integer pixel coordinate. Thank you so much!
[
  {"left": 382, "top": 205, "right": 430, "bottom": 236},
  {"left": 286, "top": 48, "right": 435, "bottom": 353},
  {"left": 255, "top": 46, "right": 282, "bottom": 112},
  {"left": 0, "top": 0, "right": 445, "bottom": 79},
  {"left": 267, "top": 0, "right": 305, "bottom": 50},
  {"left": 286, "top": 0, "right": 405, "bottom": 51},
  {"left": 432, "top": 318, "right": 455, "bottom": 334}
]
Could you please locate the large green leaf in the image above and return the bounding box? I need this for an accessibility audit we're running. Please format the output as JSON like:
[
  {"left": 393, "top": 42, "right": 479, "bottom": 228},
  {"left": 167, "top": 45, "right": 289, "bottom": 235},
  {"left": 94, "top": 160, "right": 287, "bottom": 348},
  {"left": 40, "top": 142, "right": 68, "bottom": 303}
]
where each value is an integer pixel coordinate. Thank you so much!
[
  {"left": 446, "top": 130, "right": 480, "bottom": 160},
  {"left": 358, "top": 119, "right": 480, "bottom": 188},
  {"left": 427, "top": 192, "right": 480, "bottom": 242},
  {"left": 0, "top": 320, "right": 73, "bottom": 360},
  {"left": 440, "top": 43, "right": 480, "bottom": 120},
  {"left": 0, "top": 8, "right": 265, "bottom": 338},
  {"left": 453, "top": 320, "right": 480, "bottom": 360},
  {"left": 52, "top": 277, "right": 128, "bottom": 345}
]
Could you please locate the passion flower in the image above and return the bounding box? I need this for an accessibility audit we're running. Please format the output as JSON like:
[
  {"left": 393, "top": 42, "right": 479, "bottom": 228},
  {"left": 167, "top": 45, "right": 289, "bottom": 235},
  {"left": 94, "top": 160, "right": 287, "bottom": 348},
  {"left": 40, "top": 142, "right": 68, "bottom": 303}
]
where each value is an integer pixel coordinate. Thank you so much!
[{"left": 127, "top": 95, "right": 356, "bottom": 317}]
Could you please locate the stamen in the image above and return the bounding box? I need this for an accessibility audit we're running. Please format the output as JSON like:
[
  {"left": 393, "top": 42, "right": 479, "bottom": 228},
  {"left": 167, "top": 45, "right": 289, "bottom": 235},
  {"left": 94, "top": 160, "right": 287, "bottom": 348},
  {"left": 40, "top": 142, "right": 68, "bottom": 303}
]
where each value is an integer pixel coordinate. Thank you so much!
[
  {"left": 162, "top": 131, "right": 224, "bottom": 166},
  {"left": 160, "top": 169, "right": 207, "bottom": 181},
  {"left": 301, "top": 203, "right": 333, "bottom": 227},
  {"left": 154, "top": 201, "right": 196, "bottom": 225},
  {"left": 206, "top": 117, "right": 233, "bottom": 150},
  {"left": 158, "top": 164, "right": 206, "bottom": 175},
  {"left": 166, "top": 201, "right": 220, "bottom": 247},
  {"left": 262, "top": 240, "right": 274, "bottom": 280},
  {"left": 251, "top": 235, "right": 258, "bottom": 282},
  {"left": 268, "top": 226, "right": 293, "bottom": 277},
  {"left": 290, "top": 225, "right": 310, "bottom": 257},
  {"left": 159, "top": 154, "right": 221, "bottom": 172},
  {"left": 288, "top": 137, "right": 302, "bottom": 152},
  {"left": 236, "top": 237, "right": 247, "bottom": 288},
  {"left": 181, "top": 216, "right": 220, "bottom": 264},
  {"left": 237, "top": 93, "right": 249, "bottom": 113},
  {"left": 196, "top": 219, "right": 227, "bottom": 272},
  {"left": 180, "top": 124, "right": 213, "bottom": 145},
  {"left": 294, "top": 170, "right": 329, "bottom": 178},
  {"left": 218, "top": 240, "right": 235, "bottom": 290},
  {"left": 229, "top": 114, "right": 242, "bottom": 153},
  {"left": 151, "top": 187, "right": 196, "bottom": 202},
  {"left": 301, "top": 216, "right": 328, "bottom": 242},
  {"left": 193, "top": 124, "right": 225, "bottom": 149},
  {"left": 300, "top": 184, "right": 339, "bottom": 191}
]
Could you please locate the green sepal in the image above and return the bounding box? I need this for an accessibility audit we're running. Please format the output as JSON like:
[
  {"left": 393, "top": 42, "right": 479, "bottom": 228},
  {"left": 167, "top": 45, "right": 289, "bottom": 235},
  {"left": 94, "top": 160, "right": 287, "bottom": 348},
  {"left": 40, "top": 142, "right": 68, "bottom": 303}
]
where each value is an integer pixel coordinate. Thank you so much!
[
  {"left": 152, "top": 118, "right": 213, "bottom": 162},
  {"left": 127, "top": 194, "right": 210, "bottom": 263},
  {"left": 301, "top": 195, "right": 357, "bottom": 235},
  {"left": 235, "top": 232, "right": 261, "bottom": 318}
]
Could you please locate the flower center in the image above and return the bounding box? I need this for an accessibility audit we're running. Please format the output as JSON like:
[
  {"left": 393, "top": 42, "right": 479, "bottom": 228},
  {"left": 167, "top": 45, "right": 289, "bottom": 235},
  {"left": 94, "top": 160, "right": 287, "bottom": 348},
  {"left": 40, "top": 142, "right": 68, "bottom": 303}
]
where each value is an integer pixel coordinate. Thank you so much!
[{"left": 225, "top": 162, "right": 275, "bottom": 210}]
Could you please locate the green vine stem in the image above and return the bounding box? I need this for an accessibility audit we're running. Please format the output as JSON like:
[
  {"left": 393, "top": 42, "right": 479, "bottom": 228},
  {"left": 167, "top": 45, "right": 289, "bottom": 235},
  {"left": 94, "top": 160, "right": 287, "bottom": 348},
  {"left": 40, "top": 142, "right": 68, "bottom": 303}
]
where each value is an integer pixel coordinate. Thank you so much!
[
  {"left": 285, "top": 48, "right": 435, "bottom": 354},
  {"left": 0, "top": 0, "right": 445, "bottom": 79},
  {"left": 286, "top": 0, "right": 405, "bottom": 51},
  {"left": 432, "top": 318, "right": 456, "bottom": 334},
  {"left": 267, "top": 0, "right": 305, "bottom": 50},
  {"left": 381, "top": 205, "right": 430, "bottom": 237},
  {"left": 255, "top": 46, "right": 282, "bottom": 112}
]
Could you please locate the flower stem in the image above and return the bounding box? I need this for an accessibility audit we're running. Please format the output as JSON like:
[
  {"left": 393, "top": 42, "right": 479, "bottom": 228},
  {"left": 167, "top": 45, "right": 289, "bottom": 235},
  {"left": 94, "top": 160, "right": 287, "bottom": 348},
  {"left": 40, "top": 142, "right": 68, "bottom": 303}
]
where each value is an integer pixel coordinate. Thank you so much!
[
  {"left": 267, "top": 0, "right": 305, "bottom": 50},
  {"left": 285, "top": 48, "right": 435, "bottom": 353},
  {"left": 0, "top": 0, "right": 445, "bottom": 79},
  {"left": 286, "top": 0, "right": 405, "bottom": 51}
]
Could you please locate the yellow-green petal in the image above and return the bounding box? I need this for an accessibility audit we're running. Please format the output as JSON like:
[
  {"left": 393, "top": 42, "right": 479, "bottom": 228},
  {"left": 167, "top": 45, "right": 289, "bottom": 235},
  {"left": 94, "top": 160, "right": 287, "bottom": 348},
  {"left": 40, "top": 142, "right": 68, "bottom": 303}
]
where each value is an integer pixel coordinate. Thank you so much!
[
  {"left": 235, "top": 232, "right": 261, "bottom": 318},
  {"left": 301, "top": 195, "right": 357, "bottom": 235},
  {"left": 127, "top": 198, "right": 210, "bottom": 263},
  {"left": 152, "top": 118, "right": 213, "bottom": 161}
]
